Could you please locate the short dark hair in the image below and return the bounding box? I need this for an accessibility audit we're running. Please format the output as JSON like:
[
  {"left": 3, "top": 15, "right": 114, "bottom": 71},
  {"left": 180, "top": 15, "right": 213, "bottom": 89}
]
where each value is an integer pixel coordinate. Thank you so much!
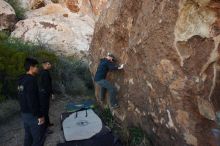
[
  {"left": 41, "top": 60, "right": 50, "bottom": 64},
  {"left": 24, "top": 57, "right": 39, "bottom": 72},
  {"left": 107, "top": 52, "right": 115, "bottom": 59}
]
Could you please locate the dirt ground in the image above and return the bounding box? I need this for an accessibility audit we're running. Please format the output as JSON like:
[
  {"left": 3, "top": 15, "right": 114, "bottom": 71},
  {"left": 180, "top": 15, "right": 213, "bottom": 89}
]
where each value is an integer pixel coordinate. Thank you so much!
[{"left": 0, "top": 96, "right": 78, "bottom": 146}]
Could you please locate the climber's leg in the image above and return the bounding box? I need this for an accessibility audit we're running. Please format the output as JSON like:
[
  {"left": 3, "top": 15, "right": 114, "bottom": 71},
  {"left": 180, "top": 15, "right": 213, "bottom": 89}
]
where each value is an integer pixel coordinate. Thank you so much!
[{"left": 96, "top": 79, "right": 118, "bottom": 108}]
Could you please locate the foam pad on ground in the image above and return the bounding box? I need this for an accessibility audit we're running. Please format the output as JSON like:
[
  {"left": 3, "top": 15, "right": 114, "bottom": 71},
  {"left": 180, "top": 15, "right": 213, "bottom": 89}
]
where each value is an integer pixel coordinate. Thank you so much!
[{"left": 62, "top": 109, "right": 102, "bottom": 141}]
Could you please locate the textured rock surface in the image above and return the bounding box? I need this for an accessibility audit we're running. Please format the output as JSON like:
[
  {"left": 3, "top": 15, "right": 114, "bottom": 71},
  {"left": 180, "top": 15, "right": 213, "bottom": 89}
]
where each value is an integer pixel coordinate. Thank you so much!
[
  {"left": 89, "top": 0, "right": 220, "bottom": 145},
  {"left": 11, "top": 4, "right": 94, "bottom": 57},
  {"left": 11, "top": 0, "right": 108, "bottom": 57},
  {"left": 59, "top": 0, "right": 109, "bottom": 20},
  {"left": 25, "top": 3, "right": 70, "bottom": 18},
  {"left": 0, "top": 0, "right": 16, "bottom": 31},
  {"left": 25, "top": 0, "right": 109, "bottom": 18},
  {"left": 17, "top": 0, "right": 52, "bottom": 10}
]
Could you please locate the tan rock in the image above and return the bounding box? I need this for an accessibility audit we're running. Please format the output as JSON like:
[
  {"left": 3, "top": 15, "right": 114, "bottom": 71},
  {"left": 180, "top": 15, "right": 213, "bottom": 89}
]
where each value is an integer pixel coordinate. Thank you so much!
[
  {"left": 0, "top": 0, "right": 16, "bottom": 30},
  {"left": 25, "top": 3, "right": 68, "bottom": 18},
  {"left": 184, "top": 132, "right": 198, "bottom": 146},
  {"left": 155, "top": 59, "right": 175, "bottom": 85},
  {"left": 176, "top": 110, "right": 190, "bottom": 128},
  {"left": 18, "top": 0, "right": 52, "bottom": 10},
  {"left": 31, "top": 0, "right": 46, "bottom": 9},
  {"left": 175, "top": 0, "right": 217, "bottom": 66},
  {"left": 169, "top": 77, "right": 186, "bottom": 98},
  {"left": 15, "top": 0, "right": 109, "bottom": 21},
  {"left": 11, "top": 10, "right": 94, "bottom": 57},
  {"left": 197, "top": 97, "right": 216, "bottom": 121},
  {"left": 66, "top": 0, "right": 80, "bottom": 12},
  {"left": 59, "top": 0, "right": 109, "bottom": 20}
]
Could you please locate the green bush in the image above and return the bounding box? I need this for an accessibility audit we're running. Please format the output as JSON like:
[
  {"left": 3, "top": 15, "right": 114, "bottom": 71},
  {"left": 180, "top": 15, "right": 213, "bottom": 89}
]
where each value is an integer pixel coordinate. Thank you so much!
[
  {"left": 129, "top": 127, "right": 144, "bottom": 146},
  {"left": 0, "top": 95, "right": 6, "bottom": 103},
  {"left": 53, "top": 57, "right": 93, "bottom": 96},
  {"left": 0, "top": 31, "right": 10, "bottom": 40},
  {"left": 0, "top": 36, "right": 58, "bottom": 100},
  {"left": 99, "top": 108, "right": 115, "bottom": 129},
  {"left": 0, "top": 31, "right": 94, "bottom": 102},
  {"left": 5, "top": 0, "right": 26, "bottom": 20}
]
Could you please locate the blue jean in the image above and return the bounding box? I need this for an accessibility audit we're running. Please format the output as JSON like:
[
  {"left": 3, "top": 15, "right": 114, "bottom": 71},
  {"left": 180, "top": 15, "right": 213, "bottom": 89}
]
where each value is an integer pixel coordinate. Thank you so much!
[
  {"left": 96, "top": 79, "right": 118, "bottom": 106},
  {"left": 21, "top": 113, "right": 46, "bottom": 146}
]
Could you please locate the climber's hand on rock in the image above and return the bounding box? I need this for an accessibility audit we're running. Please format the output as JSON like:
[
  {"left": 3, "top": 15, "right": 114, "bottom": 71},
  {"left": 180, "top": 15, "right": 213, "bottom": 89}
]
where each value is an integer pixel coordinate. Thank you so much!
[{"left": 118, "top": 64, "right": 124, "bottom": 69}]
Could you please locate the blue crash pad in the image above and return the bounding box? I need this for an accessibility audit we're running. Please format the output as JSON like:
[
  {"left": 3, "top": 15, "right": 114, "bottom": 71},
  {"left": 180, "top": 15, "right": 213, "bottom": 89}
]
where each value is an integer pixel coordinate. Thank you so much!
[{"left": 65, "top": 99, "right": 95, "bottom": 112}]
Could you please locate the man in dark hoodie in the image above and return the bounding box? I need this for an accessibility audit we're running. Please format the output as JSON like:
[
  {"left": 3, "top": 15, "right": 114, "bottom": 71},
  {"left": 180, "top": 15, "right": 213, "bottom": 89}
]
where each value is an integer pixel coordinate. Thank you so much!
[
  {"left": 39, "top": 60, "right": 54, "bottom": 131},
  {"left": 18, "top": 58, "right": 45, "bottom": 146},
  {"left": 94, "top": 53, "right": 124, "bottom": 109}
]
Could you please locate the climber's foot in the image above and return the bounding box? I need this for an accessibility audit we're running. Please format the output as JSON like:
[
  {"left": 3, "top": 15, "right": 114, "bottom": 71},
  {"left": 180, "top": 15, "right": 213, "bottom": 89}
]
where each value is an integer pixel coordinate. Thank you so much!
[{"left": 111, "top": 104, "right": 119, "bottom": 109}]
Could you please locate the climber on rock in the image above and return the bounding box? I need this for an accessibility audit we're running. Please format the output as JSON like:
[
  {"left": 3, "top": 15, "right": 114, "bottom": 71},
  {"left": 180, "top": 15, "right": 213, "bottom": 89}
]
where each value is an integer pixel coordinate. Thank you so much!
[{"left": 94, "top": 52, "right": 124, "bottom": 109}]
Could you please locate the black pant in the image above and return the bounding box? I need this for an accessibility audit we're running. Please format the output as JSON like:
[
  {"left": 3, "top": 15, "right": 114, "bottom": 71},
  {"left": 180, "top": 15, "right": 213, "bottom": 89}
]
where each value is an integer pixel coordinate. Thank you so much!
[
  {"left": 40, "top": 93, "right": 51, "bottom": 127},
  {"left": 44, "top": 108, "right": 50, "bottom": 127},
  {"left": 21, "top": 113, "right": 46, "bottom": 146}
]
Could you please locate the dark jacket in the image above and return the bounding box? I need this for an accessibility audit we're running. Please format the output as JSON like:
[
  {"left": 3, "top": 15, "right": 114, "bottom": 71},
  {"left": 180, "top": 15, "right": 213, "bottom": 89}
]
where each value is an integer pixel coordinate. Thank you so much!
[
  {"left": 94, "top": 58, "right": 119, "bottom": 82},
  {"left": 38, "top": 69, "right": 53, "bottom": 96},
  {"left": 38, "top": 69, "right": 53, "bottom": 112},
  {"left": 18, "top": 74, "right": 43, "bottom": 118}
]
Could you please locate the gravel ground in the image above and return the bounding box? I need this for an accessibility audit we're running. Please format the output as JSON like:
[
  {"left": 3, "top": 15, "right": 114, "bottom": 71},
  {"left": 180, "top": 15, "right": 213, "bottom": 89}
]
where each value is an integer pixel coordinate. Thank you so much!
[{"left": 0, "top": 96, "right": 76, "bottom": 146}]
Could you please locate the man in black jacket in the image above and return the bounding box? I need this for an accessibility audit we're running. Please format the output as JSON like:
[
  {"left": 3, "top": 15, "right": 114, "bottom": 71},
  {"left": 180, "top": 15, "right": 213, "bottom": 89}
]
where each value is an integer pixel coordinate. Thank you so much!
[
  {"left": 94, "top": 53, "right": 124, "bottom": 109},
  {"left": 18, "top": 58, "right": 45, "bottom": 146},
  {"left": 39, "top": 60, "right": 54, "bottom": 129}
]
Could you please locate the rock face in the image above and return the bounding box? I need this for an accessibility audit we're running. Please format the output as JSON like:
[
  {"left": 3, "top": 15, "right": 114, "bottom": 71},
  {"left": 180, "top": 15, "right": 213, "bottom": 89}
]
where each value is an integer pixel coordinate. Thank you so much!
[
  {"left": 18, "top": 0, "right": 52, "bottom": 10},
  {"left": 59, "top": 0, "right": 109, "bottom": 20},
  {"left": 11, "top": 4, "right": 94, "bottom": 57},
  {"left": 0, "top": 0, "right": 16, "bottom": 31},
  {"left": 89, "top": 0, "right": 220, "bottom": 145},
  {"left": 21, "top": 0, "right": 109, "bottom": 19}
]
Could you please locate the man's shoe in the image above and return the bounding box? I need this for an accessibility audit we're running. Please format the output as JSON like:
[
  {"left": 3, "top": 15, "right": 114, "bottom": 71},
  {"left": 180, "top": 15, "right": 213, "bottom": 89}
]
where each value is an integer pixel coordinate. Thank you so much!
[{"left": 48, "top": 123, "right": 54, "bottom": 127}]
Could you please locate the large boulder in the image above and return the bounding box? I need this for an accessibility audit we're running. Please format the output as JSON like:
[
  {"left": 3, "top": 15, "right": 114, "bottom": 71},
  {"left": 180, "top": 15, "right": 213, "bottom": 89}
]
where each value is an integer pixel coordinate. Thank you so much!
[
  {"left": 11, "top": 4, "right": 94, "bottom": 57},
  {"left": 0, "top": 0, "right": 16, "bottom": 31},
  {"left": 89, "top": 0, "right": 220, "bottom": 145},
  {"left": 11, "top": 0, "right": 109, "bottom": 57}
]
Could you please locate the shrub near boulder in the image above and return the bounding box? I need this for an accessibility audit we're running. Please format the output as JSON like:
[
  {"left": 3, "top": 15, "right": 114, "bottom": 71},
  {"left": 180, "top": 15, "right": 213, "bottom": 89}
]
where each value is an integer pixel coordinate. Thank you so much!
[
  {"left": 0, "top": 31, "right": 94, "bottom": 102},
  {"left": 0, "top": 31, "right": 57, "bottom": 100},
  {"left": 5, "top": 0, "right": 25, "bottom": 20}
]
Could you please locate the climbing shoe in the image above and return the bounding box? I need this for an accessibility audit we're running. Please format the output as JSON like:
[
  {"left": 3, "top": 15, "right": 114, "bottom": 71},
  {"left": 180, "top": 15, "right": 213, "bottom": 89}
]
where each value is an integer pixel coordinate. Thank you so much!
[{"left": 111, "top": 104, "right": 119, "bottom": 109}]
